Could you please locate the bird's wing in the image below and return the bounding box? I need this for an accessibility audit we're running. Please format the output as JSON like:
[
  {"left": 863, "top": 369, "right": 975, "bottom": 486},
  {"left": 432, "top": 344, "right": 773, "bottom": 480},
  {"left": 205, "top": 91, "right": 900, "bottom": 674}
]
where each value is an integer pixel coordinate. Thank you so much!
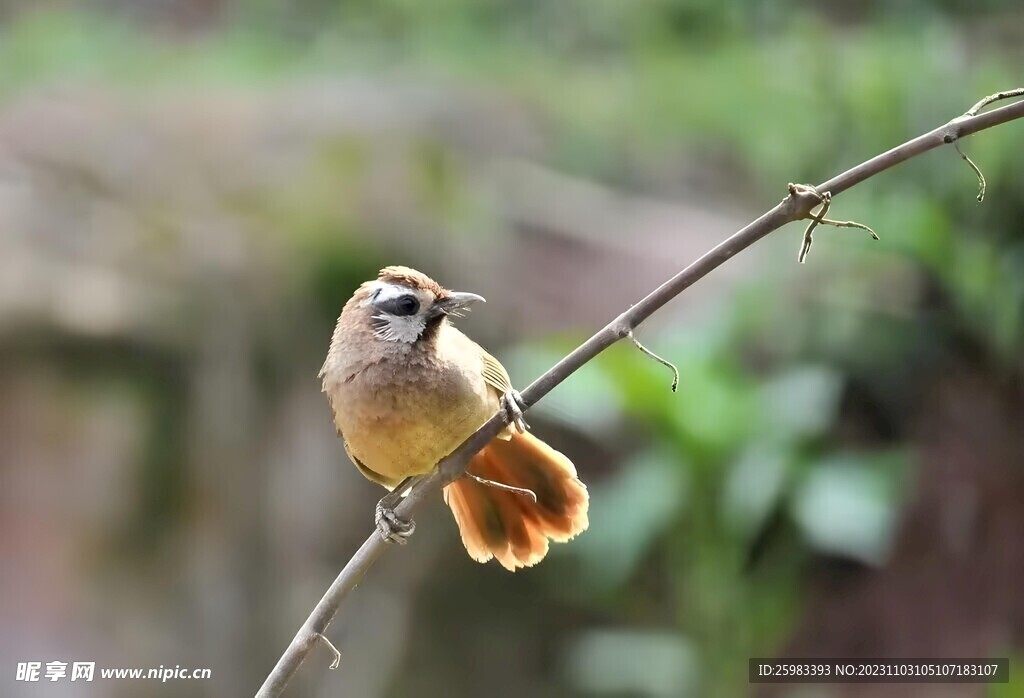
[
  {"left": 479, "top": 347, "right": 519, "bottom": 440},
  {"left": 480, "top": 347, "right": 514, "bottom": 396}
]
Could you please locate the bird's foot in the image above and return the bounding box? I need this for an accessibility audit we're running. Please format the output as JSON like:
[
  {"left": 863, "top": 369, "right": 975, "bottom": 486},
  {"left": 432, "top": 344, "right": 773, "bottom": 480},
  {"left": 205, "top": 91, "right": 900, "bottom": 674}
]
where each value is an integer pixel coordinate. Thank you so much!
[
  {"left": 500, "top": 389, "right": 529, "bottom": 433},
  {"left": 375, "top": 499, "right": 416, "bottom": 544}
]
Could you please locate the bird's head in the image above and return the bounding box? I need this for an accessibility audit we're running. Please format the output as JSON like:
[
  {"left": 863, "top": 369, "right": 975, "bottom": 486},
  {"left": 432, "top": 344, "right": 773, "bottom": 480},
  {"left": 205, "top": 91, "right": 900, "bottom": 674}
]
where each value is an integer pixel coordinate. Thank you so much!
[{"left": 346, "top": 266, "right": 485, "bottom": 344}]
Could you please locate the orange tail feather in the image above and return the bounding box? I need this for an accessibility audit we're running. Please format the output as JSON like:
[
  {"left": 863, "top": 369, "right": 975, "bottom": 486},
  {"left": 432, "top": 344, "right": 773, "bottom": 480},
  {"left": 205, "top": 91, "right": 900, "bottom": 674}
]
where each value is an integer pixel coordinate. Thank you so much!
[{"left": 442, "top": 431, "right": 588, "bottom": 571}]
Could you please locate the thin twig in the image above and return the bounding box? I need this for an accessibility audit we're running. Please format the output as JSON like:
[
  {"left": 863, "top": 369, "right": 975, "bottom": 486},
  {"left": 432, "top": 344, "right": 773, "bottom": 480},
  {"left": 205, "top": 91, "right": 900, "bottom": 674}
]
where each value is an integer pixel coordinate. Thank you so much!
[
  {"left": 628, "top": 330, "right": 679, "bottom": 392},
  {"left": 465, "top": 472, "right": 538, "bottom": 502},
  {"left": 952, "top": 139, "right": 986, "bottom": 202},
  {"left": 966, "top": 88, "right": 1024, "bottom": 116},
  {"left": 256, "top": 89, "right": 1024, "bottom": 698},
  {"left": 796, "top": 187, "right": 878, "bottom": 263},
  {"left": 317, "top": 634, "right": 341, "bottom": 671},
  {"left": 814, "top": 217, "right": 879, "bottom": 239},
  {"left": 798, "top": 190, "right": 832, "bottom": 263}
]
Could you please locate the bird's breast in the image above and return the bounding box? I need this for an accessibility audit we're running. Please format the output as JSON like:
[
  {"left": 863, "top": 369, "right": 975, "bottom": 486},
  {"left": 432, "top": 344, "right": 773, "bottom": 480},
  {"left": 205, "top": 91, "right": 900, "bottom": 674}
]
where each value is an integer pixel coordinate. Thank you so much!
[{"left": 328, "top": 351, "right": 496, "bottom": 485}]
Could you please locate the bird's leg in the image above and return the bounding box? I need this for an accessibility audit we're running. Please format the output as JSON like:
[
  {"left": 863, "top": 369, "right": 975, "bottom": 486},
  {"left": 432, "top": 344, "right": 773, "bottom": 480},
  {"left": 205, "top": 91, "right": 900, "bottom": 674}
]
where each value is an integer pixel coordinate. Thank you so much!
[
  {"left": 500, "top": 389, "right": 529, "bottom": 433},
  {"left": 375, "top": 476, "right": 419, "bottom": 544}
]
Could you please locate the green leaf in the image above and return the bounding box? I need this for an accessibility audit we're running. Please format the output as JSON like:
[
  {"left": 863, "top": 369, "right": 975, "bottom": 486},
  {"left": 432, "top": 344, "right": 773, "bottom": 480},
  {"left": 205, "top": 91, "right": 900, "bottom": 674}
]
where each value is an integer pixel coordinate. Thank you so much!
[
  {"left": 790, "top": 451, "right": 909, "bottom": 565},
  {"left": 564, "top": 629, "right": 699, "bottom": 698},
  {"left": 758, "top": 366, "right": 844, "bottom": 442},
  {"left": 721, "top": 445, "right": 790, "bottom": 540},
  {"left": 570, "top": 450, "right": 688, "bottom": 591},
  {"left": 503, "top": 344, "right": 623, "bottom": 432}
]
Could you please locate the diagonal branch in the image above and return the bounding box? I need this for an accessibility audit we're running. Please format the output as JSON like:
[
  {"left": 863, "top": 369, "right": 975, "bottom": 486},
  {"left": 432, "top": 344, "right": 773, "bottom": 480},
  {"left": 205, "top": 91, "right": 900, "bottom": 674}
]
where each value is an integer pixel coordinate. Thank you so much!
[{"left": 255, "top": 90, "right": 1024, "bottom": 697}]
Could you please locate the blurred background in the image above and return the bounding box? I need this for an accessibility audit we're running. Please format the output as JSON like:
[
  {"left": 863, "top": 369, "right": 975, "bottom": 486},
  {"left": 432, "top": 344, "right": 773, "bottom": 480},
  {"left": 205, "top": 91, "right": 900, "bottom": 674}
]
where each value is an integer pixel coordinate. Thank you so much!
[{"left": 0, "top": 1, "right": 1022, "bottom": 697}]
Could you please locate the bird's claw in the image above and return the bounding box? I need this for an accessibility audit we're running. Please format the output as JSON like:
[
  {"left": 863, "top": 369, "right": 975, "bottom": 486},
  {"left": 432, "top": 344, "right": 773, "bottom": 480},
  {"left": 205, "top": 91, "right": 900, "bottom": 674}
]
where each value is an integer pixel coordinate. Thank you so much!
[
  {"left": 500, "top": 389, "right": 529, "bottom": 433},
  {"left": 375, "top": 500, "right": 416, "bottom": 544}
]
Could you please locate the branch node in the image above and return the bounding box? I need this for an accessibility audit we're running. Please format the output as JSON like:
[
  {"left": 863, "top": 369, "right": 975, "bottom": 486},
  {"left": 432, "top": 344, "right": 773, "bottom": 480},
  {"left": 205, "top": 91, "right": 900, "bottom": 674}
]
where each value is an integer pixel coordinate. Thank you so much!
[
  {"left": 465, "top": 472, "right": 538, "bottom": 502},
  {"left": 609, "top": 315, "right": 634, "bottom": 340},
  {"left": 317, "top": 633, "right": 341, "bottom": 670},
  {"left": 628, "top": 331, "right": 679, "bottom": 392},
  {"left": 952, "top": 138, "right": 987, "bottom": 202},
  {"left": 795, "top": 187, "right": 878, "bottom": 263},
  {"left": 785, "top": 182, "right": 825, "bottom": 221}
]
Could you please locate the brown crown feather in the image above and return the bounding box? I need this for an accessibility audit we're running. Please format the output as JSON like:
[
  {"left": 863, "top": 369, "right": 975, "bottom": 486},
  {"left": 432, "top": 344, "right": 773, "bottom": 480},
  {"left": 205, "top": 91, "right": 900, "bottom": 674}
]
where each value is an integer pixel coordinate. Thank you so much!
[{"left": 377, "top": 266, "right": 447, "bottom": 297}]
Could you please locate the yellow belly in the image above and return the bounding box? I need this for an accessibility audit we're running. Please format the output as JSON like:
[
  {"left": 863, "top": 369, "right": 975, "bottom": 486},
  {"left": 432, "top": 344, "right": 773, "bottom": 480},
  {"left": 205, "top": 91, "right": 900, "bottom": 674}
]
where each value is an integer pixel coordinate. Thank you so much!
[{"left": 334, "top": 371, "right": 497, "bottom": 488}]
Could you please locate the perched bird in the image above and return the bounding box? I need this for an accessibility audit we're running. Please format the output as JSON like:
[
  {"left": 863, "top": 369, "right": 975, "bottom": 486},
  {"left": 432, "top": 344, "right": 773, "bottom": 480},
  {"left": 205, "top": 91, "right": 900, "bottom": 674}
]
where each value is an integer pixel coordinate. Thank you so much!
[{"left": 319, "top": 266, "right": 589, "bottom": 571}]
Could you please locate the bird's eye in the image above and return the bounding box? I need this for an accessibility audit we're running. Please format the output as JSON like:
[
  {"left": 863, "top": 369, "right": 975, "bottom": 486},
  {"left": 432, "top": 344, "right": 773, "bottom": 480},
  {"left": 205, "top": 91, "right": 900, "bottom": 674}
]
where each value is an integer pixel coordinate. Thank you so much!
[{"left": 394, "top": 295, "right": 420, "bottom": 316}]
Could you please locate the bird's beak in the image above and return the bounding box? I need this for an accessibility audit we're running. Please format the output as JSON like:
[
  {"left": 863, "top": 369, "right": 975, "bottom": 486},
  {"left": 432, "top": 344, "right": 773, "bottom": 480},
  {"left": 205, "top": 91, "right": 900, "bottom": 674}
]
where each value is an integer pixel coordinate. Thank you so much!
[{"left": 435, "top": 291, "right": 486, "bottom": 316}]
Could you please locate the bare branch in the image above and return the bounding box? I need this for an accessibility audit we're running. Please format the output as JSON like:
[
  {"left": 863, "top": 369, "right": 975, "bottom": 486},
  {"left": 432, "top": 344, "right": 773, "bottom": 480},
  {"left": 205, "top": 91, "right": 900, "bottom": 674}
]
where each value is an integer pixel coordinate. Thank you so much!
[{"left": 255, "top": 89, "right": 1024, "bottom": 698}]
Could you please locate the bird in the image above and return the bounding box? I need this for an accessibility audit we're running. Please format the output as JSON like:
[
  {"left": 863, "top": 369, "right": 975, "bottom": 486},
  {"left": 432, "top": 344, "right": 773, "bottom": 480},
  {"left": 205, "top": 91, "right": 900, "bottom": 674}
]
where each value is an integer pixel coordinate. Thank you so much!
[{"left": 319, "top": 266, "right": 589, "bottom": 571}]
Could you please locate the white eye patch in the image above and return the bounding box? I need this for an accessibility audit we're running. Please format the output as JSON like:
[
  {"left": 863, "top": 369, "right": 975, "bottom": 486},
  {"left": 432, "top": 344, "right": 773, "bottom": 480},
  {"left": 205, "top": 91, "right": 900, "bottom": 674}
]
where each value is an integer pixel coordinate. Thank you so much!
[
  {"left": 363, "top": 282, "right": 431, "bottom": 343},
  {"left": 361, "top": 282, "right": 412, "bottom": 306}
]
